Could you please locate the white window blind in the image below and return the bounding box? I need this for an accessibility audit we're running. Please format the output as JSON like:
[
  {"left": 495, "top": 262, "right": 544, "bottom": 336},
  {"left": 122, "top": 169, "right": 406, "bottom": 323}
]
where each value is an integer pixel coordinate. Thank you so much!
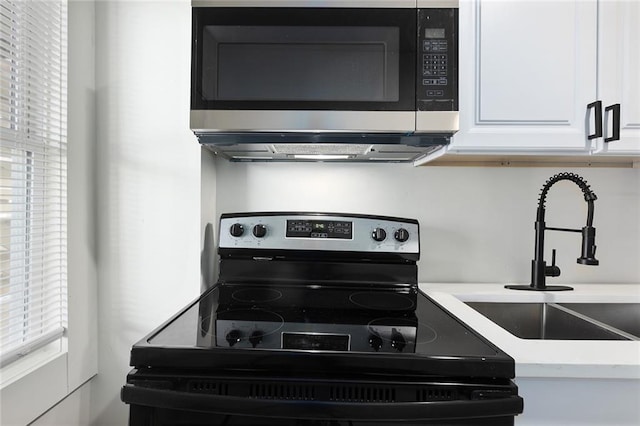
[{"left": 0, "top": 0, "right": 67, "bottom": 368}]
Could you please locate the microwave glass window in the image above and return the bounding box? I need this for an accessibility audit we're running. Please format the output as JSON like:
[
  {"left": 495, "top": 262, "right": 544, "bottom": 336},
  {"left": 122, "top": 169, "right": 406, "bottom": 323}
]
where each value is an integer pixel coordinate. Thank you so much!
[{"left": 201, "top": 26, "right": 400, "bottom": 102}]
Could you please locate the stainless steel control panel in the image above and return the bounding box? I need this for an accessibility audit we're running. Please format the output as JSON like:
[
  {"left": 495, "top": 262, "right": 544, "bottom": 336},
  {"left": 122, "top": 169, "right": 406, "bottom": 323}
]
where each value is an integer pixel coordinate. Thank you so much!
[
  {"left": 219, "top": 213, "right": 419, "bottom": 254},
  {"left": 417, "top": 7, "right": 458, "bottom": 112}
]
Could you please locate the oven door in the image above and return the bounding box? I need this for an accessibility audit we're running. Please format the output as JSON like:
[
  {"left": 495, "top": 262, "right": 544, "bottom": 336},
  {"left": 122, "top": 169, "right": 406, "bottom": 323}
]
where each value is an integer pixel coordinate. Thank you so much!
[
  {"left": 122, "top": 371, "right": 523, "bottom": 426},
  {"left": 124, "top": 388, "right": 521, "bottom": 426},
  {"left": 190, "top": 7, "right": 417, "bottom": 133}
]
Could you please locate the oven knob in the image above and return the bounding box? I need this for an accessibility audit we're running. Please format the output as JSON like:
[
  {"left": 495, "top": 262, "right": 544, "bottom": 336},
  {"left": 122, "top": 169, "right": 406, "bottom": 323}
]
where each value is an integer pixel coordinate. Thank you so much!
[
  {"left": 249, "top": 331, "right": 263, "bottom": 348},
  {"left": 229, "top": 223, "right": 244, "bottom": 237},
  {"left": 368, "top": 334, "right": 383, "bottom": 351},
  {"left": 391, "top": 329, "right": 406, "bottom": 352},
  {"left": 253, "top": 224, "right": 267, "bottom": 238},
  {"left": 394, "top": 228, "right": 410, "bottom": 243},
  {"left": 371, "top": 228, "right": 387, "bottom": 242},
  {"left": 225, "top": 329, "right": 242, "bottom": 347}
]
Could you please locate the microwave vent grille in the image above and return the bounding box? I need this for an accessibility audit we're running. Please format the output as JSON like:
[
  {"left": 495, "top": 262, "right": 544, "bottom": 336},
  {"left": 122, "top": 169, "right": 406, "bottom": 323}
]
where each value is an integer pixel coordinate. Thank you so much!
[{"left": 271, "top": 144, "right": 372, "bottom": 156}]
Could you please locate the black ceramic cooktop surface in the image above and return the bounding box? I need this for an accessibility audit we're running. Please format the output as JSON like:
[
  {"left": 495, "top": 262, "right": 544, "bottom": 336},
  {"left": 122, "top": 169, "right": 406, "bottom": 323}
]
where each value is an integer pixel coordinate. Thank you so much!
[{"left": 130, "top": 284, "right": 515, "bottom": 379}]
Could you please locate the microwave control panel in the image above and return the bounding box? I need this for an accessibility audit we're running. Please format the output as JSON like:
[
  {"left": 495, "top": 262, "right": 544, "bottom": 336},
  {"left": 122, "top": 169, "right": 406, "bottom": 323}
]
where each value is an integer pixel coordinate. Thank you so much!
[{"left": 417, "top": 8, "right": 458, "bottom": 111}]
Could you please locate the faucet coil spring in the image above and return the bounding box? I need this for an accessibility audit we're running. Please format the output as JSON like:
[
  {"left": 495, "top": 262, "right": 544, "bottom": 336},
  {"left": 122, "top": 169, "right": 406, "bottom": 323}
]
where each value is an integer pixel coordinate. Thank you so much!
[{"left": 538, "top": 172, "right": 597, "bottom": 208}]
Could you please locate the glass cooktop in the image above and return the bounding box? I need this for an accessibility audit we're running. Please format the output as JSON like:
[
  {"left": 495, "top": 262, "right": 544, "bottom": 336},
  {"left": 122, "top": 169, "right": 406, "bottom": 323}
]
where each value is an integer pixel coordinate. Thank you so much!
[{"left": 131, "top": 283, "right": 514, "bottom": 379}]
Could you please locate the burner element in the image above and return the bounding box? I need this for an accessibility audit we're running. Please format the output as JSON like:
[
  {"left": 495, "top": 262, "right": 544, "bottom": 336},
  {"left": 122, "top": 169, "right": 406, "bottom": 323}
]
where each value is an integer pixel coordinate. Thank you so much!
[
  {"left": 349, "top": 291, "right": 415, "bottom": 311},
  {"left": 232, "top": 288, "right": 283, "bottom": 303}
]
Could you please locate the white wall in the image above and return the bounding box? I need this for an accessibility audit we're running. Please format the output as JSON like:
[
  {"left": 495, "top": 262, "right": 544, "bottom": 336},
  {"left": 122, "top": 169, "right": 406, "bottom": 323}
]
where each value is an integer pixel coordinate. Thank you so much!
[
  {"left": 215, "top": 161, "right": 640, "bottom": 284},
  {"left": 89, "top": 0, "right": 202, "bottom": 424},
  {"left": 34, "top": 2, "right": 202, "bottom": 425}
]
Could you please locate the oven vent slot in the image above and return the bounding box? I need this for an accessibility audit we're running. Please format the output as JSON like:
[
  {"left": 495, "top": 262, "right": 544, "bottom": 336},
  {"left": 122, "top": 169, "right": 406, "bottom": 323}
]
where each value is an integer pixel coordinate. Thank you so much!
[
  {"left": 329, "top": 386, "right": 396, "bottom": 402},
  {"left": 188, "top": 380, "right": 229, "bottom": 395},
  {"left": 417, "top": 387, "right": 457, "bottom": 401},
  {"left": 249, "top": 383, "right": 316, "bottom": 400}
]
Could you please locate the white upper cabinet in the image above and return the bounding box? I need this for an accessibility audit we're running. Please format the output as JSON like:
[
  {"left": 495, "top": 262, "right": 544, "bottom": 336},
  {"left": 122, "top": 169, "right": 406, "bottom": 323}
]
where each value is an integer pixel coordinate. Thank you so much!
[
  {"left": 593, "top": 0, "right": 640, "bottom": 155},
  {"left": 450, "top": 0, "right": 598, "bottom": 152}
]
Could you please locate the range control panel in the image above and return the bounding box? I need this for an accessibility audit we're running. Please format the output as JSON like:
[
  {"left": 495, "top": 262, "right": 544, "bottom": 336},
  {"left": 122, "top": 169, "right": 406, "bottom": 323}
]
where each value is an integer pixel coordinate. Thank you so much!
[
  {"left": 417, "top": 8, "right": 458, "bottom": 112},
  {"left": 286, "top": 219, "right": 353, "bottom": 240},
  {"left": 218, "top": 213, "right": 419, "bottom": 255},
  {"left": 212, "top": 319, "right": 417, "bottom": 353}
]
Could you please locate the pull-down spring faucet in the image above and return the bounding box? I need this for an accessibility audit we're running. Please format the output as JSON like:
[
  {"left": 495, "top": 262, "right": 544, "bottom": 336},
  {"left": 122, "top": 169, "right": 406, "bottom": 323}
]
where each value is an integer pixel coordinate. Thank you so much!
[{"left": 506, "top": 173, "right": 599, "bottom": 291}]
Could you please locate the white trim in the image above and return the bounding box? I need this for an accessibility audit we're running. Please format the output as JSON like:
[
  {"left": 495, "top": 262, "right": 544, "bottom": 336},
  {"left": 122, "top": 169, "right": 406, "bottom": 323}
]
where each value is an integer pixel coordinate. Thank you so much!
[{"left": 1, "top": 350, "right": 68, "bottom": 425}]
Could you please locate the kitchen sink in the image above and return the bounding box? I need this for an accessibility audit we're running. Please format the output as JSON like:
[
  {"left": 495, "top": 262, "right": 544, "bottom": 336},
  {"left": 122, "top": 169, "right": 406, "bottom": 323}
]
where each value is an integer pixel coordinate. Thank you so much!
[
  {"left": 558, "top": 303, "right": 640, "bottom": 339},
  {"left": 466, "top": 302, "right": 633, "bottom": 340}
]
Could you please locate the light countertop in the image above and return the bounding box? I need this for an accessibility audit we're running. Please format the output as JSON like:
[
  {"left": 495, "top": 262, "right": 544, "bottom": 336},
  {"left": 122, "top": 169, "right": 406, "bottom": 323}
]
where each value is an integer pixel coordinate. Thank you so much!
[{"left": 419, "top": 283, "right": 640, "bottom": 380}]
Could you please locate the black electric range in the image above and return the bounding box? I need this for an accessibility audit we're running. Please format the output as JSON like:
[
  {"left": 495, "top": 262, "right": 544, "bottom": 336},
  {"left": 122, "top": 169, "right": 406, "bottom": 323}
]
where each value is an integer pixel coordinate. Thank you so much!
[{"left": 122, "top": 212, "right": 523, "bottom": 425}]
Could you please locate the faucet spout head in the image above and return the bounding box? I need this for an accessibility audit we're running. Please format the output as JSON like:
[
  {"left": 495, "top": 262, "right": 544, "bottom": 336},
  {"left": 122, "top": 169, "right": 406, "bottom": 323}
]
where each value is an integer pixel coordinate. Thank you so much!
[{"left": 577, "top": 226, "right": 599, "bottom": 266}]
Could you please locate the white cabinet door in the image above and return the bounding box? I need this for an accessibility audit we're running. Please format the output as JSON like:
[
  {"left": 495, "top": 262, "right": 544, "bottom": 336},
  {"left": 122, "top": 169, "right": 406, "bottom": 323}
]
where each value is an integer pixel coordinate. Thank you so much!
[
  {"left": 594, "top": 0, "right": 640, "bottom": 155},
  {"left": 451, "top": 0, "right": 598, "bottom": 152}
]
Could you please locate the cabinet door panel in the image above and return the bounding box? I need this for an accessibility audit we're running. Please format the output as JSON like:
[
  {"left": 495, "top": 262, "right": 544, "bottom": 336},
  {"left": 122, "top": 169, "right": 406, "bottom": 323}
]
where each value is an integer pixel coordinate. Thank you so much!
[
  {"left": 453, "top": 0, "right": 597, "bottom": 151},
  {"left": 478, "top": 1, "right": 574, "bottom": 122},
  {"left": 596, "top": 0, "right": 640, "bottom": 154}
]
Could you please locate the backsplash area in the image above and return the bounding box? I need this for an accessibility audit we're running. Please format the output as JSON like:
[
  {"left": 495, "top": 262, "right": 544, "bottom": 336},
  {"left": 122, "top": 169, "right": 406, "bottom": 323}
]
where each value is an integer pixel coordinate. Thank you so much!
[{"left": 212, "top": 160, "right": 640, "bottom": 284}]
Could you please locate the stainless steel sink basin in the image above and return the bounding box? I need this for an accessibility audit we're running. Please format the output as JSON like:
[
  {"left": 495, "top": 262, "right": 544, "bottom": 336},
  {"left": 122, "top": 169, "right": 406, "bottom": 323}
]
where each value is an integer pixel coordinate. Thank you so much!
[
  {"left": 466, "top": 302, "right": 633, "bottom": 340},
  {"left": 558, "top": 303, "right": 640, "bottom": 339}
]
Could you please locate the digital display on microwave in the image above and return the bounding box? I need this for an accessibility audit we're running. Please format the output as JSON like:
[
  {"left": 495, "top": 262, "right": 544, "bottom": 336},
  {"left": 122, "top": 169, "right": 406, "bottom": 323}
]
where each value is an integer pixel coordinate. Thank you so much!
[{"left": 425, "top": 28, "right": 445, "bottom": 39}]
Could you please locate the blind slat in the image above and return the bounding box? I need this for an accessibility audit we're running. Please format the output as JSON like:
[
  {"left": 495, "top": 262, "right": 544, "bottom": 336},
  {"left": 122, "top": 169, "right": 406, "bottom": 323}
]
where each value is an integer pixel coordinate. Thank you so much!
[
  {"left": 1, "top": 263, "right": 66, "bottom": 286},
  {"left": 1, "top": 325, "right": 65, "bottom": 353},
  {"left": 0, "top": 290, "right": 65, "bottom": 314},
  {"left": 0, "top": 137, "right": 68, "bottom": 153},
  {"left": 1, "top": 265, "right": 67, "bottom": 288},
  {"left": 0, "top": 287, "right": 65, "bottom": 309},
  {"left": 1, "top": 307, "right": 64, "bottom": 338},
  {"left": 1, "top": 325, "right": 64, "bottom": 353}
]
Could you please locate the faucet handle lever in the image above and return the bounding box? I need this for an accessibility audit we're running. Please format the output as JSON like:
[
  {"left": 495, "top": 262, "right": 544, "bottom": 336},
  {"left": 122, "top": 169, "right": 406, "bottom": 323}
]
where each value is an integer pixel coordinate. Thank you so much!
[{"left": 545, "top": 249, "right": 562, "bottom": 277}]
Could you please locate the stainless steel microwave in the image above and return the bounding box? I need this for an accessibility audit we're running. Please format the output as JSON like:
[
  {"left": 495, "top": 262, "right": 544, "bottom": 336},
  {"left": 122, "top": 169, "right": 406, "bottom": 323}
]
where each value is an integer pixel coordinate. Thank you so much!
[{"left": 190, "top": 0, "right": 459, "bottom": 162}]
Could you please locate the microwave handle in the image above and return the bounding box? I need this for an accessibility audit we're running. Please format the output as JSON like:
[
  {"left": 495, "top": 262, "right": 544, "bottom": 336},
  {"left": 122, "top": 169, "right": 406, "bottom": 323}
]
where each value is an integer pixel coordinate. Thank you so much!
[{"left": 122, "top": 385, "right": 523, "bottom": 421}]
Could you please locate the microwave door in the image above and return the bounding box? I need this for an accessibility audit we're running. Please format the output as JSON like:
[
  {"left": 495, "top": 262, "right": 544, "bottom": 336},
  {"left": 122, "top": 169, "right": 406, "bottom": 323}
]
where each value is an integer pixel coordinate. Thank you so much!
[{"left": 191, "top": 8, "right": 417, "bottom": 124}]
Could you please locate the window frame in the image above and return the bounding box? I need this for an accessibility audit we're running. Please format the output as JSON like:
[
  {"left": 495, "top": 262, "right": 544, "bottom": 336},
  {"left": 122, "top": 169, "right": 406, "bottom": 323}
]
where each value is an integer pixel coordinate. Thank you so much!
[{"left": 0, "top": 0, "right": 98, "bottom": 423}]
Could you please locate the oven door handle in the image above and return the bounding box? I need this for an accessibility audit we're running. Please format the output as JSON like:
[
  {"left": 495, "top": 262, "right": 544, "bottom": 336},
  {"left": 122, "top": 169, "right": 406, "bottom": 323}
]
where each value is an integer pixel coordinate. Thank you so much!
[{"left": 121, "top": 385, "right": 523, "bottom": 420}]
